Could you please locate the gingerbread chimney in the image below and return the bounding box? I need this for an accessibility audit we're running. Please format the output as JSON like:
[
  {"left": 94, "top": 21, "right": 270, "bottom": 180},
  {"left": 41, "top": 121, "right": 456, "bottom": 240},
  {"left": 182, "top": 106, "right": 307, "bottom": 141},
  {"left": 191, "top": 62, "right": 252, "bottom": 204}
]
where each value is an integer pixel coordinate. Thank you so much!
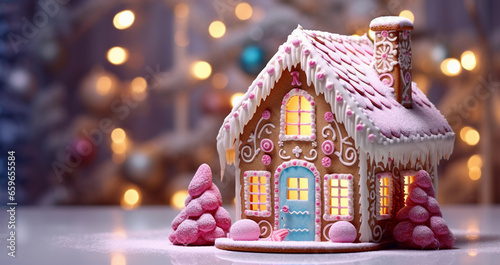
[{"left": 370, "top": 16, "right": 414, "bottom": 108}]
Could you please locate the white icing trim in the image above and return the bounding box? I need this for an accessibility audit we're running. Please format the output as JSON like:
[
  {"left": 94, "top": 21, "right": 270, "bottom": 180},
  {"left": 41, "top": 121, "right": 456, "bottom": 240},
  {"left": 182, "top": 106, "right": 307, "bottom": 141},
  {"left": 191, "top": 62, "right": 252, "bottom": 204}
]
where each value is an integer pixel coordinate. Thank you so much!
[
  {"left": 279, "top": 88, "right": 317, "bottom": 142},
  {"left": 273, "top": 159, "right": 321, "bottom": 241},
  {"left": 323, "top": 174, "right": 354, "bottom": 221},
  {"left": 234, "top": 140, "right": 242, "bottom": 221},
  {"left": 240, "top": 114, "right": 275, "bottom": 163},
  {"left": 216, "top": 26, "right": 454, "bottom": 180},
  {"left": 375, "top": 172, "right": 393, "bottom": 220},
  {"left": 358, "top": 151, "right": 370, "bottom": 242},
  {"left": 322, "top": 223, "right": 334, "bottom": 241},
  {"left": 243, "top": 170, "right": 272, "bottom": 217}
]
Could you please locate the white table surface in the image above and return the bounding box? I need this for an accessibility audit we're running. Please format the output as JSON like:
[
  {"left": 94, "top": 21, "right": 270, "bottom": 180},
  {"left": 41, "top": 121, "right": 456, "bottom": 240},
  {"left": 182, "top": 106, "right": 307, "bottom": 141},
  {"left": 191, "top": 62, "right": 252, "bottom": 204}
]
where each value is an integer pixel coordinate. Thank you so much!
[{"left": 0, "top": 205, "right": 499, "bottom": 265}]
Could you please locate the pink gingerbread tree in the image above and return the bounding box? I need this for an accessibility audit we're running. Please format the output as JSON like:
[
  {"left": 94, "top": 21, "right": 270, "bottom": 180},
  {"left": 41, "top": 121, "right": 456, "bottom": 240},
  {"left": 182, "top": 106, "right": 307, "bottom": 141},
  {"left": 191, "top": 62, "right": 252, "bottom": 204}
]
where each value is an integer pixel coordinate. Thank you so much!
[
  {"left": 393, "top": 170, "right": 455, "bottom": 249},
  {"left": 169, "top": 164, "right": 231, "bottom": 245}
]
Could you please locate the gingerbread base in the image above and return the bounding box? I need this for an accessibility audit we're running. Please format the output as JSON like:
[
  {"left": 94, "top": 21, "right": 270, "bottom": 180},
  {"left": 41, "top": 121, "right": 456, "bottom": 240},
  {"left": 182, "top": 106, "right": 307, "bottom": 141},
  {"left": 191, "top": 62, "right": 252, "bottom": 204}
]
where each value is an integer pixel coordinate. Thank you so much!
[{"left": 215, "top": 238, "right": 395, "bottom": 253}]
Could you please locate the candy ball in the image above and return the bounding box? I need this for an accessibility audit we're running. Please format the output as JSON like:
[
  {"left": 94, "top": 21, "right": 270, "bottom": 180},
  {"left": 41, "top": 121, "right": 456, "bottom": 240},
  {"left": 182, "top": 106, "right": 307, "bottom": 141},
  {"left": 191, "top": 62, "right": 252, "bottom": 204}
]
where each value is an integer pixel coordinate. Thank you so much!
[
  {"left": 229, "top": 219, "right": 260, "bottom": 241},
  {"left": 329, "top": 221, "right": 357, "bottom": 243}
]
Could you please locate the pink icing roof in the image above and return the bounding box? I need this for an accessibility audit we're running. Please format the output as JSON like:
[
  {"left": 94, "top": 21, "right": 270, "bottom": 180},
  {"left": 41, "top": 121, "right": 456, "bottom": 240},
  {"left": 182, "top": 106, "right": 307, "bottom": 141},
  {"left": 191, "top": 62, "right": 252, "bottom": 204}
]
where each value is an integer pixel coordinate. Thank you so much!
[{"left": 301, "top": 31, "right": 452, "bottom": 139}]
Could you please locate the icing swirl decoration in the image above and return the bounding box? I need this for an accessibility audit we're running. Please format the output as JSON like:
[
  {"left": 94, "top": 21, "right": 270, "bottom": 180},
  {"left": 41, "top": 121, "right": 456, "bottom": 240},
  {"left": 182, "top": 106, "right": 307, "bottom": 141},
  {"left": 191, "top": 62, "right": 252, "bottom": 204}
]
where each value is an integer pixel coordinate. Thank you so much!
[
  {"left": 260, "top": 138, "right": 274, "bottom": 152},
  {"left": 241, "top": 114, "right": 275, "bottom": 163},
  {"left": 374, "top": 42, "right": 398, "bottom": 73}
]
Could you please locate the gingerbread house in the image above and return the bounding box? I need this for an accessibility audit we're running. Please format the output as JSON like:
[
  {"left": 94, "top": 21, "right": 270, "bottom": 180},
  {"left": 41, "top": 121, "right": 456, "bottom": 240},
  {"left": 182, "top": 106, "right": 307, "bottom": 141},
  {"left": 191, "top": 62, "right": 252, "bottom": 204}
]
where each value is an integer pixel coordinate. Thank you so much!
[{"left": 216, "top": 17, "right": 454, "bottom": 243}]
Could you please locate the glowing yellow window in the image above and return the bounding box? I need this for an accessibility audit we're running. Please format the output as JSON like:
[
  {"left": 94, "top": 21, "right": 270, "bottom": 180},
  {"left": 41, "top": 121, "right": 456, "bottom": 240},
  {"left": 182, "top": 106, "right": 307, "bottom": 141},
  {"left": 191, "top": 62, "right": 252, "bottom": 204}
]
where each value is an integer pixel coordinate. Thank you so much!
[
  {"left": 401, "top": 171, "right": 416, "bottom": 205},
  {"left": 247, "top": 173, "right": 269, "bottom": 212},
  {"left": 287, "top": 177, "right": 308, "bottom": 200},
  {"left": 328, "top": 178, "right": 352, "bottom": 216},
  {"left": 377, "top": 173, "right": 392, "bottom": 217},
  {"left": 324, "top": 174, "right": 353, "bottom": 221},
  {"left": 285, "top": 95, "right": 312, "bottom": 136}
]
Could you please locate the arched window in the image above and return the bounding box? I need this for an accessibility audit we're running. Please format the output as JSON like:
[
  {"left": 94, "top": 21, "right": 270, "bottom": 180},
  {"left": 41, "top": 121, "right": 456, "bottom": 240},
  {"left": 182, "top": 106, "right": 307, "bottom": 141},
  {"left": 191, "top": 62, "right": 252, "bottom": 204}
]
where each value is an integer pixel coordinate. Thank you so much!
[{"left": 280, "top": 89, "right": 316, "bottom": 141}]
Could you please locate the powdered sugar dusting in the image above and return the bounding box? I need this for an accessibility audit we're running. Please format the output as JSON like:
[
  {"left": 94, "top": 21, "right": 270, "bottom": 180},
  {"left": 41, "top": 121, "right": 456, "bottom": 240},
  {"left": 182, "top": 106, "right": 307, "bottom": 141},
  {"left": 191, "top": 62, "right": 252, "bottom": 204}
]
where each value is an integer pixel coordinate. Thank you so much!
[{"left": 370, "top": 16, "right": 414, "bottom": 30}]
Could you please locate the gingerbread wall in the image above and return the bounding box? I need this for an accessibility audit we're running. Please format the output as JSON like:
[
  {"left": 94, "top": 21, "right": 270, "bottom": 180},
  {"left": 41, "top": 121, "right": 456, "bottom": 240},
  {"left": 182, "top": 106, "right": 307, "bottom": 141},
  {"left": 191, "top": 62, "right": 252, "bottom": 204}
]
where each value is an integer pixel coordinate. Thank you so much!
[
  {"left": 366, "top": 156, "right": 436, "bottom": 242},
  {"left": 237, "top": 65, "right": 362, "bottom": 241}
]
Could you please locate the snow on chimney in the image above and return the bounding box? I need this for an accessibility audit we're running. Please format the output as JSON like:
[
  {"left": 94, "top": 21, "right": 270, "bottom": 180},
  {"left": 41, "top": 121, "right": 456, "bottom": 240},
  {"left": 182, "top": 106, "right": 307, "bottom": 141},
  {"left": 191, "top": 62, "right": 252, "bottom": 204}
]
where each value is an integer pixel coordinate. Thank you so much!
[{"left": 370, "top": 16, "right": 414, "bottom": 108}]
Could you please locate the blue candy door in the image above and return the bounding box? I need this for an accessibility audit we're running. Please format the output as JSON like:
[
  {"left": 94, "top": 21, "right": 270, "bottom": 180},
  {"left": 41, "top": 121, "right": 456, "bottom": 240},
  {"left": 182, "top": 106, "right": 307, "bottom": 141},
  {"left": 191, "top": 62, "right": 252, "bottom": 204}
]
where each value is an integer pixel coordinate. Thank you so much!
[{"left": 279, "top": 166, "right": 315, "bottom": 241}]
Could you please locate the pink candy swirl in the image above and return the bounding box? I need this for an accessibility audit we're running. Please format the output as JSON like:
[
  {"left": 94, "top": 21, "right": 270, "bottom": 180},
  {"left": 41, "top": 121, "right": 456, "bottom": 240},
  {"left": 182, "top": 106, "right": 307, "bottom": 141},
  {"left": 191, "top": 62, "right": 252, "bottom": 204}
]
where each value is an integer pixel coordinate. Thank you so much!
[
  {"left": 260, "top": 138, "right": 274, "bottom": 152},
  {"left": 322, "top": 157, "right": 331, "bottom": 168},
  {"left": 262, "top": 110, "right": 271, "bottom": 120},
  {"left": 322, "top": 140, "right": 334, "bottom": 155},
  {"left": 262, "top": 155, "right": 271, "bottom": 165},
  {"left": 324, "top": 112, "right": 334, "bottom": 122}
]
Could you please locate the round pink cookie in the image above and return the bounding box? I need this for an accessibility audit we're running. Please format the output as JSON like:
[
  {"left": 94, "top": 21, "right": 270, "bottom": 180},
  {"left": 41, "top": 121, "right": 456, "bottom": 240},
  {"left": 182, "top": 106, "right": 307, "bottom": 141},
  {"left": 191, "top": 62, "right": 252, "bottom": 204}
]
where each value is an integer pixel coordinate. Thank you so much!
[
  {"left": 429, "top": 216, "right": 450, "bottom": 236},
  {"left": 426, "top": 197, "right": 441, "bottom": 214},
  {"left": 396, "top": 206, "right": 411, "bottom": 221},
  {"left": 171, "top": 209, "right": 188, "bottom": 230},
  {"left": 408, "top": 187, "right": 428, "bottom": 205},
  {"left": 197, "top": 213, "right": 216, "bottom": 232},
  {"left": 408, "top": 205, "right": 429, "bottom": 224},
  {"left": 214, "top": 207, "right": 232, "bottom": 231},
  {"left": 437, "top": 231, "right": 455, "bottom": 249},
  {"left": 393, "top": 220, "right": 415, "bottom": 243},
  {"left": 414, "top": 170, "right": 432, "bottom": 188},
  {"left": 188, "top": 163, "right": 212, "bottom": 197},
  {"left": 329, "top": 221, "right": 357, "bottom": 243},
  {"left": 411, "top": 225, "right": 435, "bottom": 248},
  {"left": 198, "top": 190, "right": 220, "bottom": 211},
  {"left": 184, "top": 199, "right": 204, "bottom": 218},
  {"left": 203, "top": 226, "right": 226, "bottom": 243},
  {"left": 175, "top": 219, "right": 199, "bottom": 245},
  {"left": 230, "top": 219, "right": 260, "bottom": 241},
  {"left": 207, "top": 183, "right": 223, "bottom": 206}
]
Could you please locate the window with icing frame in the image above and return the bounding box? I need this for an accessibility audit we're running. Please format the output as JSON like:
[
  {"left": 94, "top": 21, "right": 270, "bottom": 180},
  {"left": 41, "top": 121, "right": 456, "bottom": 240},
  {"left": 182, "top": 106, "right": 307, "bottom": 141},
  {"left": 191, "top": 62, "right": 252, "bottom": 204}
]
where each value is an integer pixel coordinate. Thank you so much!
[
  {"left": 243, "top": 171, "right": 271, "bottom": 217},
  {"left": 400, "top": 170, "right": 417, "bottom": 206},
  {"left": 279, "top": 89, "right": 316, "bottom": 141},
  {"left": 376, "top": 172, "right": 393, "bottom": 220},
  {"left": 323, "top": 174, "right": 354, "bottom": 221}
]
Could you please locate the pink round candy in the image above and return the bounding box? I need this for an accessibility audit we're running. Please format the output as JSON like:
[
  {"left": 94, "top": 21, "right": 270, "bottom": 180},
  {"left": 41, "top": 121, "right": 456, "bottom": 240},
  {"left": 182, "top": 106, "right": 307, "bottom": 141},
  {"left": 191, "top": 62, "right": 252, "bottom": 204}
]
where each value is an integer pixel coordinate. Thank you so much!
[
  {"left": 393, "top": 220, "right": 415, "bottom": 243},
  {"left": 412, "top": 225, "right": 435, "bottom": 248},
  {"left": 262, "top": 155, "right": 271, "bottom": 165},
  {"left": 408, "top": 205, "right": 429, "bottom": 224},
  {"left": 230, "top": 219, "right": 260, "bottom": 241},
  {"left": 188, "top": 163, "right": 212, "bottom": 197},
  {"left": 329, "top": 221, "right": 357, "bottom": 243}
]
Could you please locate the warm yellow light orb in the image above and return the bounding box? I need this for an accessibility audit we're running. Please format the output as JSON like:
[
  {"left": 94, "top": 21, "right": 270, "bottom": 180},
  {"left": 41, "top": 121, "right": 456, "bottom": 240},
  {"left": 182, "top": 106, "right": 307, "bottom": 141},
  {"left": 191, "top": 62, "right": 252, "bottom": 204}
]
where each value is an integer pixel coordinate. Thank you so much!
[
  {"left": 171, "top": 190, "right": 189, "bottom": 210},
  {"left": 460, "top": 127, "right": 481, "bottom": 145},
  {"left": 469, "top": 166, "right": 481, "bottom": 181},
  {"left": 235, "top": 2, "right": 253, "bottom": 20},
  {"left": 231, "top": 93, "right": 245, "bottom": 108},
  {"left": 113, "top": 10, "right": 135, "bottom": 30},
  {"left": 131, "top": 77, "right": 147, "bottom": 93},
  {"left": 208, "top": 21, "right": 226, "bottom": 38},
  {"left": 368, "top": 29, "right": 375, "bottom": 40},
  {"left": 191, "top": 61, "right": 212, "bottom": 80},
  {"left": 467, "top": 154, "right": 482, "bottom": 169},
  {"left": 111, "top": 128, "right": 126, "bottom": 143},
  {"left": 399, "top": 10, "right": 415, "bottom": 23},
  {"left": 111, "top": 253, "right": 127, "bottom": 265},
  {"left": 440, "top": 58, "right": 461, "bottom": 76},
  {"left": 96, "top": 75, "right": 112, "bottom": 95},
  {"left": 123, "top": 189, "right": 140, "bottom": 206},
  {"left": 174, "top": 3, "right": 189, "bottom": 18},
  {"left": 461, "top": 50, "right": 477, "bottom": 71},
  {"left": 107, "top": 47, "right": 128, "bottom": 65}
]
